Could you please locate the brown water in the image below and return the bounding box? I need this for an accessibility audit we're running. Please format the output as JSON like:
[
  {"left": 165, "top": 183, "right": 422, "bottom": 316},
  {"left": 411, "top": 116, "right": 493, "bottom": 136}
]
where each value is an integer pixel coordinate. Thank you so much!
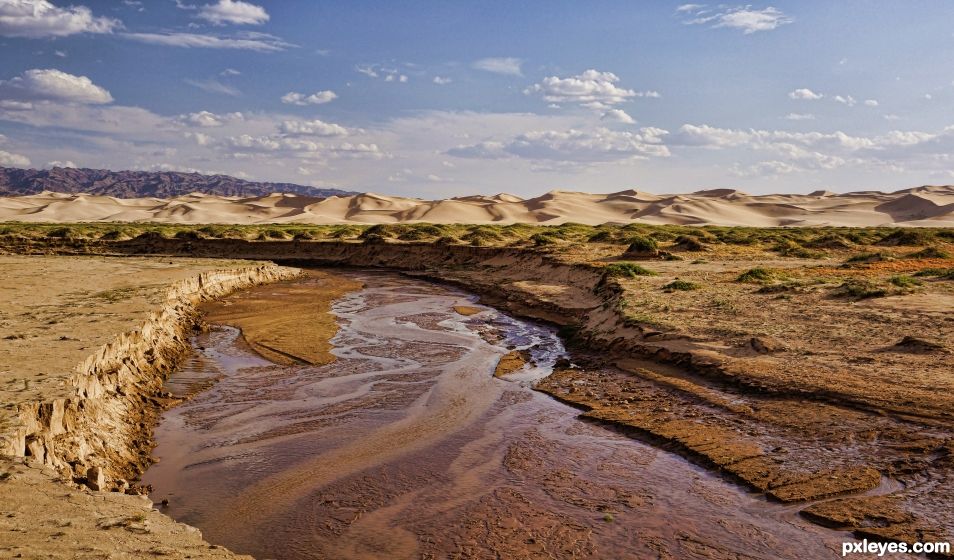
[{"left": 144, "top": 271, "right": 852, "bottom": 559}]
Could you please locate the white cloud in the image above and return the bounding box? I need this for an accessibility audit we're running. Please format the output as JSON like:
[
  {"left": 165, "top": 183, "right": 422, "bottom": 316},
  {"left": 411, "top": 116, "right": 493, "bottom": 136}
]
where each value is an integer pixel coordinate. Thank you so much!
[
  {"left": 679, "top": 5, "right": 792, "bottom": 34},
  {"left": 670, "top": 123, "right": 954, "bottom": 178},
  {"left": 0, "top": 0, "right": 120, "bottom": 38},
  {"left": 279, "top": 118, "right": 350, "bottom": 137},
  {"left": 220, "top": 68, "right": 241, "bottom": 76},
  {"left": 834, "top": 94, "right": 856, "bottom": 106},
  {"left": 184, "top": 77, "right": 240, "bottom": 96},
  {"left": 355, "top": 64, "right": 408, "bottom": 83},
  {"left": 863, "top": 99, "right": 879, "bottom": 107},
  {"left": 525, "top": 69, "right": 637, "bottom": 108},
  {"left": 601, "top": 108, "right": 636, "bottom": 124},
  {"left": 178, "top": 110, "right": 244, "bottom": 127},
  {"left": 0, "top": 149, "right": 30, "bottom": 166},
  {"left": 448, "top": 127, "right": 670, "bottom": 163},
  {"left": 789, "top": 88, "right": 823, "bottom": 100},
  {"left": 433, "top": 76, "right": 452, "bottom": 85},
  {"left": 227, "top": 134, "right": 384, "bottom": 159},
  {"left": 197, "top": 0, "right": 268, "bottom": 25},
  {"left": 714, "top": 7, "right": 792, "bottom": 33},
  {"left": 472, "top": 57, "right": 523, "bottom": 76},
  {"left": 784, "top": 113, "right": 815, "bottom": 120},
  {"left": 0, "top": 99, "right": 34, "bottom": 110},
  {"left": 46, "top": 159, "right": 76, "bottom": 168},
  {"left": 281, "top": 90, "right": 337, "bottom": 106},
  {"left": 184, "top": 131, "right": 212, "bottom": 145},
  {"left": 676, "top": 4, "right": 705, "bottom": 12},
  {"left": 122, "top": 31, "right": 291, "bottom": 52},
  {"left": 0, "top": 68, "right": 113, "bottom": 104}
]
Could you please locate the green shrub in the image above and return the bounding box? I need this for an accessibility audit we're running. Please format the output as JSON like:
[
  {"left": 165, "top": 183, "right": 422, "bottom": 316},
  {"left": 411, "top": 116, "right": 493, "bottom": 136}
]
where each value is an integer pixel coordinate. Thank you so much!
[
  {"left": 845, "top": 252, "right": 892, "bottom": 264},
  {"left": 905, "top": 246, "right": 951, "bottom": 259},
  {"left": 604, "top": 263, "right": 657, "bottom": 278},
  {"left": 673, "top": 235, "right": 706, "bottom": 251},
  {"left": 397, "top": 224, "right": 445, "bottom": 241},
  {"left": 662, "top": 279, "right": 700, "bottom": 291},
  {"left": 834, "top": 280, "right": 887, "bottom": 299},
  {"left": 803, "top": 233, "right": 853, "bottom": 249},
  {"left": 773, "top": 238, "right": 825, "bottom": 258},
  {"left": 624, "top": 235, "right": 659, "bottom": 255},
  {"left": 877, "top": 229, "right": 934, "bottom": 246},
  {"left": 530, "top": 232, "right": 560, "bottom": 246},
  {"left": 913, "top": 267, "right": 948, "bottom": 277},
  {"left": 736, "top": 267, "right": 775, "bottom": 283},
  {"left": 889, "top": 275, "right": 921, "bottom": 288},
  {"left": 46, "top": 226, "right": 76, "bottom": 239}
]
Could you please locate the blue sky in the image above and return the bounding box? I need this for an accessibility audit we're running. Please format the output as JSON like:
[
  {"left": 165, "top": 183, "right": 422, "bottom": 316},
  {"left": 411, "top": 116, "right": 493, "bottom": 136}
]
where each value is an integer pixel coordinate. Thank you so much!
[{"left": 2, "top": 0, "right": 954, "bottom": 196}]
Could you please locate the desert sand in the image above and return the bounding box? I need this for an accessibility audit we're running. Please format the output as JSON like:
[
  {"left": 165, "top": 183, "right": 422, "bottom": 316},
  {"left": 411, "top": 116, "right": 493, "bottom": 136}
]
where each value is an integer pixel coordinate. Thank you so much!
[
  {"left": 0, "top": 255, "right": 298, "bottom": 559},
  {"left": 1, "top": 185, "right": 953, "bottom": 226}
]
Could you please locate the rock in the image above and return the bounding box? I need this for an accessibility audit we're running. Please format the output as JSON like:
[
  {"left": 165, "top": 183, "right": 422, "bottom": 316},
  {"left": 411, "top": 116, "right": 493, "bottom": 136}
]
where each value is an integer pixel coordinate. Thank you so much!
[
  {"left": 85, "top": 466, "right": 105, "bottom": 491},
  {"left": 749, "top": 336, "right": 788, "bottom": 354},
  {"left": 893, "top": 336, "right": 948, "bottom": 353}
]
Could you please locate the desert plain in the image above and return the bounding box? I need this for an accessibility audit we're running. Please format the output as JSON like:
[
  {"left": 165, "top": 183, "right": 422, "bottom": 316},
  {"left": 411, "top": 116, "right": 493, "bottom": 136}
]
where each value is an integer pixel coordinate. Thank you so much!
[{"left": 0, "top": 199, "right": 952, "bottom": 558}]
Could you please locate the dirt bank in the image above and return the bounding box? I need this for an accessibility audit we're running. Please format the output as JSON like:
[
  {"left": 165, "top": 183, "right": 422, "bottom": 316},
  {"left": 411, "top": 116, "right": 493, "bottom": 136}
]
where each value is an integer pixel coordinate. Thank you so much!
[
  {"left": 2, "top": 236, "right": 953, "bottom": 552},
  {"left": 0, "top": 255, "right": 300, "bottom": 558}
]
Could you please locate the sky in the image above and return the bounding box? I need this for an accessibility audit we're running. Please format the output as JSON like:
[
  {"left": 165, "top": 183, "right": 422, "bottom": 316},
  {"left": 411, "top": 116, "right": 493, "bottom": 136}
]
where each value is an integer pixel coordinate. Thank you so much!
[{"left": 2, "top": 1, "right": 954, "bottom": 197}]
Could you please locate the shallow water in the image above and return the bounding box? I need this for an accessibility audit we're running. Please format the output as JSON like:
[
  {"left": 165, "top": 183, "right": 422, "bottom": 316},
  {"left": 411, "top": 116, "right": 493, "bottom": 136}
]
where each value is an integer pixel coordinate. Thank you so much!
[{"left": 144, "top": 271, "right": 851, "bottom": 559}]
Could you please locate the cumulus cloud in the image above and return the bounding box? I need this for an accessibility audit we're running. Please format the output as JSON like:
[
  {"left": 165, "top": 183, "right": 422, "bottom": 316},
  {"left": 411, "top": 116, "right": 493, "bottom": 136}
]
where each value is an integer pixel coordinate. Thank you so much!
[
  {"left": 864, "top": 99, "right": 879, "bottom": 107},
  {"left": 601, "top": 108, "right": 636, "bottom": 124},
  {"left": 448, "top": 127, "right": 670, "bottom": 163},
  {"left": 0, "top": 149, "right": 30, "bottom": 166},
  {"left": 670, "top": 122, "right": 954, "bottom": 177},
  {"left": 679, "top": 5, "right": 793, "bottom": 34},
  {"left": 279, "top": 118, "right": 350, "bottom": 137},
  {"left": 0, "top": 68, "right": 113, "bottom": 104},
  {"left": 433, "top": 76, "right": 452, "bottom": 85},
  {"left": 784, "top": 113, "right": 815, "bottom": 120},
  {"left": 227, "top": 134, "right": 384, "bottom": 159},
  {"left": 197, "top": 0, "right": 268, "bottom": 25},
  {"left": 46, "top": 159, "right": 76, "bottom": 168},
  {"left": 525, "top": 70, "right": 637, "bottom": 108},
  {"left": 789, "top": 88, "right": 823, "bottom": 100},
  {"left": 178, "top": 110, "right": 244, "bottom": 127},
  {"left": 122, "top": 31, "right": 291, "bottom": 51},
  {"left": 472, "top": 57, "right": 523, "bottom": 76},
  {"left": 0, "top": 0, "right": 120, "bottom": 38},
  {"left": 281, "top": 90, "right": 337, "bottom": 105}
]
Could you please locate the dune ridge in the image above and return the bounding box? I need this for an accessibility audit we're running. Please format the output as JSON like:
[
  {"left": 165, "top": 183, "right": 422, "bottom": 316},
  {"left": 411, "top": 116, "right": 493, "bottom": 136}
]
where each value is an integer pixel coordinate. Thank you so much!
[{"left": 1, "top": 186, "right": 953, "bottom": 227}]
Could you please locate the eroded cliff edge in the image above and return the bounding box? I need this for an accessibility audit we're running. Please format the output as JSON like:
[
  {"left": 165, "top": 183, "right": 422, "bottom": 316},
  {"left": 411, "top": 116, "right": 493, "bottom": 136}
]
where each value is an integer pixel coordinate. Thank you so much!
[{"left": 0, "top": 258, "right": 300, "bottom": 559}]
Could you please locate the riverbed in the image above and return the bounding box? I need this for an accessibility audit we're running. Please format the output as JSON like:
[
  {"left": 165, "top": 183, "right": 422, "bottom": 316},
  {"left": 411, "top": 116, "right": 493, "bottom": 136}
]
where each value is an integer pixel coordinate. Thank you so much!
[{"left": 143, "top": 270, "right": 850, "bottom": 559}]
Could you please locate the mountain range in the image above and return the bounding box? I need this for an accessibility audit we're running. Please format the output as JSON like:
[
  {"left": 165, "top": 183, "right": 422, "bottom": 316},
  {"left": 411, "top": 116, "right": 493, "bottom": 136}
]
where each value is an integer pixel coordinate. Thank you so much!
[{"left": 0, "top": 167, "right": 355, "bottom": 198}]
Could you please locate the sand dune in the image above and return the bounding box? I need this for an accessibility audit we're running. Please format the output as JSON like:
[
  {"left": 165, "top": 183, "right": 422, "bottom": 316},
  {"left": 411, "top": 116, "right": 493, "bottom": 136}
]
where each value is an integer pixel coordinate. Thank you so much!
[{"left": 1, "top": 186, "right": 953, "bottom": 226}]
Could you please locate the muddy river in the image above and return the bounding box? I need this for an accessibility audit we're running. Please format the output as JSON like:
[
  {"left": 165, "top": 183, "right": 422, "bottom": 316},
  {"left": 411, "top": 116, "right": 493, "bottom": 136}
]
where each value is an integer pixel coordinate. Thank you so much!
[{"left": 143, "top": 271, "right": 853, "bottom": 559}]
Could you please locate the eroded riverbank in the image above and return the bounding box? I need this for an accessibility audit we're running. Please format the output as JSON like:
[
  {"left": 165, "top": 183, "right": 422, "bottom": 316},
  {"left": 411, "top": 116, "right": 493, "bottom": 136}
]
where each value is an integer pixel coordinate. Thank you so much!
[{"left": 144, "top": 270, "right": 853, "bottom": 559}]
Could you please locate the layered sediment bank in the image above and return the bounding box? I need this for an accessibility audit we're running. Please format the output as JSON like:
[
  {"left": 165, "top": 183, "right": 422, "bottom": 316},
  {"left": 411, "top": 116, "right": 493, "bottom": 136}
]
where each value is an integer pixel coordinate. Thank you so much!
[{"left": 0, "top": 256, "right": 300, "bottom": 558}]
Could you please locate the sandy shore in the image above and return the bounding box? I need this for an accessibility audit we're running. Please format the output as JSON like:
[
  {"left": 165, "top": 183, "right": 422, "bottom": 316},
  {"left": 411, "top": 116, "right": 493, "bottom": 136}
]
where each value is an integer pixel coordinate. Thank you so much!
[{"left": 0, "top": 255, "right": 299, "bottom": 559}]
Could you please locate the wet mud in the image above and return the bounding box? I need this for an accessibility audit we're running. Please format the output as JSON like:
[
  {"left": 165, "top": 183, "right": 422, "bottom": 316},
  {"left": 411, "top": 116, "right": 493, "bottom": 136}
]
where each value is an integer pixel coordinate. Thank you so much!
[{"left": 145, "top": 271, "right": 858, "bottom": 559}]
